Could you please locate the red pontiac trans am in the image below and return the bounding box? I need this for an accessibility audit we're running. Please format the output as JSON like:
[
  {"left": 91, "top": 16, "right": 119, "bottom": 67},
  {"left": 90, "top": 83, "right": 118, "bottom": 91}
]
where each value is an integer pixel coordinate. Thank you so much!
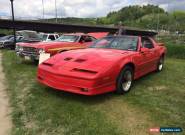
[
  {"left": 37, "top": 35, "right": 166, "bottom": 95},
  {"left": 16, "top": 33, "right": 97, "bottom": 62}
]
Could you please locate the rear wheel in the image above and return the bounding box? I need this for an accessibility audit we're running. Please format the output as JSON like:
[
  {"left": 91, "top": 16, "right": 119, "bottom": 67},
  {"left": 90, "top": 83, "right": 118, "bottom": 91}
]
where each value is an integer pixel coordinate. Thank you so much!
[
  {"left": 157, "top": 56, "right": 164, "bottom": 72},
  {"left": 116, "top": 66, "right": 133, "bottom": 94}
]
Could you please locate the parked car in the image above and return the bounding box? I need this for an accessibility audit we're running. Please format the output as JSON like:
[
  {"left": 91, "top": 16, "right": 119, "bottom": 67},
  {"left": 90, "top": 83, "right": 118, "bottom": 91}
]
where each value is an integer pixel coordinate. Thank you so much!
[
  {"left": 3, "top": 36, "right": 24, "bottom": 49},
  {"left": 37, "top": 35, "right": 166, "bottom": 95},
  {"left": 0, "top": 31, "right": 41, "bottom": 49},
  {"left": 0, "top": 35, "right": 14, "bottom": 48},
  {"left": 16, "top": 33, "right": 97, "bottom": 62},
  {"left": 39, "top": 33, "right": 59, "bottom": 42},
  {"left": 16, "top": 30, "right": 41, "bottom": 41}
]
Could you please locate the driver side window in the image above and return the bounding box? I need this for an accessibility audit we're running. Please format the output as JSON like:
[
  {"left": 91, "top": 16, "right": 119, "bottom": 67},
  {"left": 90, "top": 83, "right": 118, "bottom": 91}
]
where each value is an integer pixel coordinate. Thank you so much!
[
  {"left": 79, "top": 36, "right": 93, "bottom": 43},
  {"left": 141, "top": 37, "right": 154, "bottom": 49}
]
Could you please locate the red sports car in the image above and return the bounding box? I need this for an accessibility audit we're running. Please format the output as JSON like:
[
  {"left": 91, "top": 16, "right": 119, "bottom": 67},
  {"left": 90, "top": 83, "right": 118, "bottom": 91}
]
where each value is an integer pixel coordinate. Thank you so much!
[{"left": 37, "top": 35, "right": 166, "bottom": 95}]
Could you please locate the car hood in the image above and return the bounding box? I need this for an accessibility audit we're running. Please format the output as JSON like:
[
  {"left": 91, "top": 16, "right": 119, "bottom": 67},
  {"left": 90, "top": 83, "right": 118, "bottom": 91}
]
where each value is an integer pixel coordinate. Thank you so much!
[
  {"left": 17, "top": 41, "right": 79, "bottom": 48},
  {"left": 43, "top": 48, "right": 133, "bottom": 73},
  {"left": 0, "top": 40, "right": 8, "bottom": 42},
  {"left": 4, "top": 40, "right": 12, "bottom": 42}
]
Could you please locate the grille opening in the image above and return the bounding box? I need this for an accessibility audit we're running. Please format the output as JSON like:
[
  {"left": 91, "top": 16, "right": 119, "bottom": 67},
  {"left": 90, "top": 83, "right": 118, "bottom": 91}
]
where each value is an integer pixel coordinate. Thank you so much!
[
  {"left": 74, "top": 59, "right": 86, "bottom": 63},
  {"left": 64, "top": 57, "right": 73, "bottom": 61},
  {"left": 72, "top": 68, "right": 97, "bottom": 74},
  {"left": 23, "top": 47, "right": 36, "bottom": 51},
  {"left": 42, "top": 62, "right": 53, "bottom": 67}
]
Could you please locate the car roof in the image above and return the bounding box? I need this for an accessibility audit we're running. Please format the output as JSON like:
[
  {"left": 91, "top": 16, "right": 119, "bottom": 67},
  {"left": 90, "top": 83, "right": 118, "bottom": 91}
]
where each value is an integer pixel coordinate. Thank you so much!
[
  {"left": 104, "top": 35, "right": 139, "bottom": 38},
  {"left": 42, "top": 33, "right": 59, "bottom": 35},
  {"left": 62, "top": 33, "right": 89, "bottom": 36},
  {"left": 17, "top": 30, "right": 37, "bottom": 33}
]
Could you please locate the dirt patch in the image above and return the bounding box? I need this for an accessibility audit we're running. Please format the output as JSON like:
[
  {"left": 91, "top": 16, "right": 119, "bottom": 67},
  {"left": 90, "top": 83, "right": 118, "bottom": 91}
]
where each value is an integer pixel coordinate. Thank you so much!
[
  {"left": 148, "top": 85, "right": 167, "bottom": 91},
  {"left": 0, "top": 53, "right": 12, "bottom": 135},
  {"left": 92, "top": 97, "right": 160, "bottom": 135}
]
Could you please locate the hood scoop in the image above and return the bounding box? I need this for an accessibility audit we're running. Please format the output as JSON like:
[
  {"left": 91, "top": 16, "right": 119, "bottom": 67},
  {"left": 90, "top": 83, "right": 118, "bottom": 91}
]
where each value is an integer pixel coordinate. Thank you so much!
[
  {"left": 74, "top": 58, "right": 87, "bottom": 63},
  {"left": 42, "top": 62, "right": 53, "bottom": 67},
  {"left": 72, "top": 68, "right": 97, "bottom": 74},
  {"left": 64, "top": 57, "right": 73, "bottom": 61}
]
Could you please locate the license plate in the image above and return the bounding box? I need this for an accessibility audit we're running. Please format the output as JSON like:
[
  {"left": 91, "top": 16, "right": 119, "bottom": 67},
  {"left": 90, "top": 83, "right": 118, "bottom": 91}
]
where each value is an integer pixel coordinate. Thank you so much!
[
  {"left": 39, "top": 53, "right": 50, "bottom": 64},
  {"left": 25, "top": 56, "right": 31, "bottom": 60}
]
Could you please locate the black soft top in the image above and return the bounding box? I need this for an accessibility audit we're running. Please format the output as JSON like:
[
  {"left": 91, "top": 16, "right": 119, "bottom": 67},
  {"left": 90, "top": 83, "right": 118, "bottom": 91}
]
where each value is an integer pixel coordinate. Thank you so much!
[{"left": 117, "top": 28, "right": 157, "bottom": 37}]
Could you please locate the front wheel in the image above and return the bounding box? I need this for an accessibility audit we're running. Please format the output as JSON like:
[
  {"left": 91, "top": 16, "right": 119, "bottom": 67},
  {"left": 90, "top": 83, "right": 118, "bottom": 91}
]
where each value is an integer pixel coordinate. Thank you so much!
[{"left": 116, "top": 66, "right": 133, "bottom": 94}]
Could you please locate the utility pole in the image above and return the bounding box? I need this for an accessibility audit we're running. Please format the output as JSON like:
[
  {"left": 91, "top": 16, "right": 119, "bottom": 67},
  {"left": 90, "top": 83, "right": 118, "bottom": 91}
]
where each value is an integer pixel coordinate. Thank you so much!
[
  {"left": 55, "top": 0, "right": 58, "bottom": 23},
  {"left": 10, "top": 0, "right": 16, "bottom": 46},
  {"left": 157, "top": 6, "right": 160, "bottom": 32},
  {"left": 42, "top": 0, "right": 45, "bottom": 20}
]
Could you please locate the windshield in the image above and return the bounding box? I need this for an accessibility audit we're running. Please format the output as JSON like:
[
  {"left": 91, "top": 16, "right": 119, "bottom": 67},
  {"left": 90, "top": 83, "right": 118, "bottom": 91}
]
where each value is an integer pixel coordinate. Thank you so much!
[
  {"left": 56, "top": 35, "right": 79, "bottom": 42},
  {"left": 90, "top": 36, "right": 138, "bottom": 51}
]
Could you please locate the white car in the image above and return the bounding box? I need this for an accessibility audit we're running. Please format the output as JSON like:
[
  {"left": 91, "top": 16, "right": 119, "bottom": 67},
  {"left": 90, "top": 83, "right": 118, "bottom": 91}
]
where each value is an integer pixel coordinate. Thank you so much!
[{"left": 40, "top": 33, "right": 59, "bottom": 42}]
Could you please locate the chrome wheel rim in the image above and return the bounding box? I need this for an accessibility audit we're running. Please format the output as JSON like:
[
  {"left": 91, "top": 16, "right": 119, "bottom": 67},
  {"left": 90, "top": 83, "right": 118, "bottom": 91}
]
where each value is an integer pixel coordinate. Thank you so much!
[
  {"left": 158, "top": 58, "right": 164, "bottom": 71},
  {"left": 122, "top": 70, "right": 132, "bottom": 91},
  {"left": 158, "top": 64, "right": 163, "bottom": 71}
]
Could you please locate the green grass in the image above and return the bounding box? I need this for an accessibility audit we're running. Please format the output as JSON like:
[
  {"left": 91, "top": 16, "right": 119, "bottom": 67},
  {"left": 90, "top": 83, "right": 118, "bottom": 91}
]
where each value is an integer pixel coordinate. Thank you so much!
[{"left": 2, "top": 50, "right": 185, "bottom": 135}]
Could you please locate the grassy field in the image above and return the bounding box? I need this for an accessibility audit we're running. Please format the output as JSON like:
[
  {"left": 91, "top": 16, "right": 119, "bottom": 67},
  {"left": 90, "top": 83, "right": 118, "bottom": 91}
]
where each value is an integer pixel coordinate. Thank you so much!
[{"left": 2, "top": 50, "right": 185, "bottom": 135}]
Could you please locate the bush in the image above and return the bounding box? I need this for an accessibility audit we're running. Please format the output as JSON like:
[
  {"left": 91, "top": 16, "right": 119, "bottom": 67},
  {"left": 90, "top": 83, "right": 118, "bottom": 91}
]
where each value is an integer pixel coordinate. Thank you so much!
[
  {"left": 165, "top": 43, "right": 185, "bottom": 59},
  {"left": 157, "top": 35, "right": 185, "bottom": 59}
]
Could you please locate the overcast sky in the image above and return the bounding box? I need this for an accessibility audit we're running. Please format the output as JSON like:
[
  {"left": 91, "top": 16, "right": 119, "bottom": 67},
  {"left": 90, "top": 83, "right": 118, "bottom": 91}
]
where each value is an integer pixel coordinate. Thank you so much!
[{"left": 0, "top": 0, "right": 185, "bottom": 19}]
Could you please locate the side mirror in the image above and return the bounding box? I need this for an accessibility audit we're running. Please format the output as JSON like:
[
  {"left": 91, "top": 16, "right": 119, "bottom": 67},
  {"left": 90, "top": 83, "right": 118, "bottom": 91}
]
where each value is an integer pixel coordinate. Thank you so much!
[{"left": 140, "top": 47, "right": 149, "bottom": 53}]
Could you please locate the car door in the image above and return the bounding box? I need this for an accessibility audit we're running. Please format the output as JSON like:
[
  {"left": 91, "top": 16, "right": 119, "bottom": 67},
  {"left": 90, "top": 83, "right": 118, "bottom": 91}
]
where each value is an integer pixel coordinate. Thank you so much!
[{"left": 139, "top": 37, "right": 157, "bottom": 75}]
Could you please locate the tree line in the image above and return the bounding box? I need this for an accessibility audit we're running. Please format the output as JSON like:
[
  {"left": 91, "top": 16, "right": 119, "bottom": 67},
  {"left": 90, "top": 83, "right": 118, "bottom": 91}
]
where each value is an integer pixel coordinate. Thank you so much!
[
  {"left": 46, "top": 4, "right": 185, "bottom": 32},
  {"left": 96, "top": 4, "right": 185, "bottom": 32}
]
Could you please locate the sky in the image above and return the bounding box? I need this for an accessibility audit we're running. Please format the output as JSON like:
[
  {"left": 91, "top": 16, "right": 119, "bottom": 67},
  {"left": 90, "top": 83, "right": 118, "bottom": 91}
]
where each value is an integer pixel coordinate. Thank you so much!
[{"left": 0, "top": 0, "right": 185, "bottom": 19}]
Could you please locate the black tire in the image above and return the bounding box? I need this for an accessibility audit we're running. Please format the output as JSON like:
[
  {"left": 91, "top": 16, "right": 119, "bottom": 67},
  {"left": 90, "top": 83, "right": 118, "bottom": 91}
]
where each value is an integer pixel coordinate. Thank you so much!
[
  {"left": 116, "top": 66, "right": 134, "bottom": 94},
  {"left": 33, "top": 59, "right": 39, "bottom": 65},
  {"left": 157, "top": 56, "right": 164, "bottom": 72}
]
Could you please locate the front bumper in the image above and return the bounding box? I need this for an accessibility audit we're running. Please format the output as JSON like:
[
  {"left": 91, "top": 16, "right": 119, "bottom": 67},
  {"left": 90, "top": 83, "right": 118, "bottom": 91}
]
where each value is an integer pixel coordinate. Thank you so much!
[
  {"left": 16, "top": 51, "right": 39, "bottom": 60},
  {"left": 37, "top": 68, "right": 115, "bottom": 95}
]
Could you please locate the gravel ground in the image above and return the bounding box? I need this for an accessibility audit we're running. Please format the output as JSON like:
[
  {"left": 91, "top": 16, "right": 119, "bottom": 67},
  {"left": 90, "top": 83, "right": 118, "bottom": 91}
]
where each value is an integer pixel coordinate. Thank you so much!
[{"left": 0, "top": 53, "right": 12, "bottom": 135}]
